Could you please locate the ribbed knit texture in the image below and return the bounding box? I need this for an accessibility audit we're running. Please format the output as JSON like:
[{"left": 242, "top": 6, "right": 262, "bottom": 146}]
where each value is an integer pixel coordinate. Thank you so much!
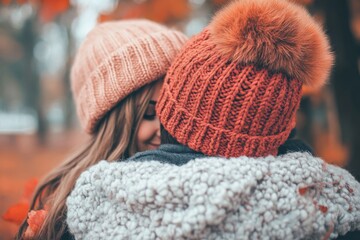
[
  {"left": 156, "top": 0, "right": 333, "bottom": 158},
  {"left": 157, "top": 30, "right": 302, "bottom": 158},
  {"left": 66, "top": 152, "right": 360, "bottom": 239},
  {"left": 71, "top": 20, "right": 188, "bottom": 133}
]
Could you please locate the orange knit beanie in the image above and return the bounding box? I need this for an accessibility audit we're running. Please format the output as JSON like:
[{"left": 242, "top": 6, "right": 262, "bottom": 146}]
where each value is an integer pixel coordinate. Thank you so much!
[
  {"left": 71, "top": 20, "right": 188, "bottom": 133},
  {"left": 157, "top": 0, "right": 334, "bottom": 157}
]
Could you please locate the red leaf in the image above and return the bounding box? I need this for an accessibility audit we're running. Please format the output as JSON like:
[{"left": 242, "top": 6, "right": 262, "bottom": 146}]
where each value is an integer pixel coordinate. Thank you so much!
[
  {"left": 24, "top": 210, "right": 47, "bottom": 238},
  {"left": 2, "top": 178, "right": 38, "bottom": 225},
  {"left": 298, "top": 187, "right": 308, "bottom": 195},
  {"left": 319, "top": 205, "right": 328, "bottom": 213},
  {"left": 2, "top": 201, "right": 29, "bottom": 225}
]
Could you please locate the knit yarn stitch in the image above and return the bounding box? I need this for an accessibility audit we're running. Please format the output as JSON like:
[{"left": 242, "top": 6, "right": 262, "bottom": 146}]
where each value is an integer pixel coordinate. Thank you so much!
[
  {"left": 71, "top": 20, "right": 188, "bottom": 133},
  {"left": 66, "top": 152, "right": 360, "bottom": 239},
  {"left": 156, "top": 0, "right": 333, "bottom": 157}
]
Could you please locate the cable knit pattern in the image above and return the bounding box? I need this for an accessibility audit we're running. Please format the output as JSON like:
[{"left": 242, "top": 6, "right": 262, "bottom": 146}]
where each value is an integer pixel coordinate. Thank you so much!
[{"left": 66, "top": 153, "right": 360, "bottom": 239}]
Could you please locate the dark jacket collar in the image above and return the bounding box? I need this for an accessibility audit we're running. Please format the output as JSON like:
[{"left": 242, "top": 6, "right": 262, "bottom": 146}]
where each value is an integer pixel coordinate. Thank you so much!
[{"left": 124, "top": 144, "right": 206, "bottom": 166}]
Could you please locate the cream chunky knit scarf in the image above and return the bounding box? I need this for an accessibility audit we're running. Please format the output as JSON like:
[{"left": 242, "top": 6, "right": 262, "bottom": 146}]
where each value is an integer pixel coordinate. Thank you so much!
[{"left": 66, "top": 152, "right": 360, "bottom": 239}]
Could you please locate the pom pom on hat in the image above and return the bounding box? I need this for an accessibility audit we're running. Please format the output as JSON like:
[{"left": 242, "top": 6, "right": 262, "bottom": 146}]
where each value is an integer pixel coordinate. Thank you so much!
[{"left": 209, "top": 0, "right": 334, "bottom": 89}]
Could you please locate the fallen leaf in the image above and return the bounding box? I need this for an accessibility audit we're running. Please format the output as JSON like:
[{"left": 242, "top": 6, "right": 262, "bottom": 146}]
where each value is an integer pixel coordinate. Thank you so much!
[
  {"left": 2, "top": 201, "right": 29, "bottom": 225},
  {"left": 24, "top": 209, "right": 47, "bottom": 238},
  {"left": 319, "top": 205, "right": 328, "bottom": 213},
  {"left": 298, "top": 186, "right": 308, "bottom": 195}
]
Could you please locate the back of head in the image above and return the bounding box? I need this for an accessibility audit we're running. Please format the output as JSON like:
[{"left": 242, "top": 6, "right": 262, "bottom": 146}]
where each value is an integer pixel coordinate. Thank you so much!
[
  {"left": 71, "top": 19, "right": 188, "bottom": 134},
  {"left": 156, "top": 0, "right": 333, "bottom": 157}
]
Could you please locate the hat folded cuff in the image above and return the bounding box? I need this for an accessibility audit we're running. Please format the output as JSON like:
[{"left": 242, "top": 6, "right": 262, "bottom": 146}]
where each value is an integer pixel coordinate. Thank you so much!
[{"left": 157, "top": 85, "right": 294, "bottom": 158}]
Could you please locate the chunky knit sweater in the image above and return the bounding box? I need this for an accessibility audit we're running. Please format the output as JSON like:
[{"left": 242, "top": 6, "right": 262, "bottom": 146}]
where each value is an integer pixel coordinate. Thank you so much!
[{"left": 66, "top": 152, "right": 360, "bottom": 239}]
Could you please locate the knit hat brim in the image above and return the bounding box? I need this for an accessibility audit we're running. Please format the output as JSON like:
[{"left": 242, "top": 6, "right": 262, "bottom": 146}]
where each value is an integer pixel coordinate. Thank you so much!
[{"left": 157, "top": 81, "right": 296, "bottom": 157}]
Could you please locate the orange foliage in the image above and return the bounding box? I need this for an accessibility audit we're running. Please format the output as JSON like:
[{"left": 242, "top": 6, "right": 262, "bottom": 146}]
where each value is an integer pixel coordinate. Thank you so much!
[
  {"left": 99, "top": 3, "right": 147, "bottom": 23},
  {"left": 147, "top": 0, "right": 189, "bottom": 23},
  {"left": 1, "top": 0, "right": 70, "bottom": 22},
  {"left": 2, "top": 178, "right": 38, "bottom": 226},
  {"left": 2, "top": 202, "right": 29, "bottom": 225},
  {"left": 38, "top": 0, "right": 70, "bottom": 22},
  {"left": 99, "top": 0, "right": 189, "bottom": 24},
  {"left": 24, "top": 210, "right": 47, "bottom": 239},
  {"left": 6, "top": 0, "right": 189, "bottom": 23}
]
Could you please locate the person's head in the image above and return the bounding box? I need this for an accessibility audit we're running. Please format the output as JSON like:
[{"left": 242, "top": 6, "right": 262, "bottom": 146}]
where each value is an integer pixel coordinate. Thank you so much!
[
  {"left": 17, "top": 19, "right": 187, "bottom": 239},
  {"left": 88, "top": 79, "right": 164, "bottom": 160},
  {"left": 157, "top": 0, "right": 334, "bottom": 157}
]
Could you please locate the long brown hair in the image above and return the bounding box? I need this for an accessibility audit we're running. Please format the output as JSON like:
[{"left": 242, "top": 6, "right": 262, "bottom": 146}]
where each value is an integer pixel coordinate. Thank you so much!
[{"left": 16, "top": 80, "right": 159, "bottom": 239}]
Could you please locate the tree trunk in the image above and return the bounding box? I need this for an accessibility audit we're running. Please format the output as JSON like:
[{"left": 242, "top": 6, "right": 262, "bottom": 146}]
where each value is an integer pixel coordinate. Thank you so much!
[
  {"left": 318, "top": 0, "right": 360, "bottom": 180},
  {"left": 21, "top": 17, "right": 47, "bottom": 143}
]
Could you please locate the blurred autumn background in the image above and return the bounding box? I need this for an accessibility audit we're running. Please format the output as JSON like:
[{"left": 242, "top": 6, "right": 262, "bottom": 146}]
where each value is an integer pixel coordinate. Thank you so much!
[{"left": 0, "top": 0, "right": 359, "bottom": 239}]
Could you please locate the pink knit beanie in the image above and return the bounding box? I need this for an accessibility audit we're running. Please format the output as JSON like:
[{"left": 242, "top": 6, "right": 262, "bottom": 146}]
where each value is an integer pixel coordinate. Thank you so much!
[{"left": 71, "top": 19, "right": 188, "bottom": 133}]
